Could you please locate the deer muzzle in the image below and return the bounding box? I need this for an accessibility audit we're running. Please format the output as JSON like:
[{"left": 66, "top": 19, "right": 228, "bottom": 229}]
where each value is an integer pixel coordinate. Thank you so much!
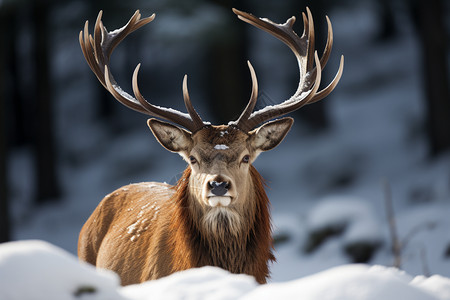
[{"left": 206, "top": 177, "right": 233, "bottom": 207}]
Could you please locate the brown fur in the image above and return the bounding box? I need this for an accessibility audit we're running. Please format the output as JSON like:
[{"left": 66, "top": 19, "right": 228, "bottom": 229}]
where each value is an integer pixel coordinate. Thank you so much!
[{"left": 78, "top": 165, "right": 274, "bottom": 285}]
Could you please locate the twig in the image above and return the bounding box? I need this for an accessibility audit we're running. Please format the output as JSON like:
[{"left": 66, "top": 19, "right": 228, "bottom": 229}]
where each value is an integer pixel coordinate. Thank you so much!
[
  {"left": 383, "top": 179, "right": 402, "bottom": 268},
  {"left": 401, "top": 222, "right": 436, "bottom": 250},
  {"left": 420, "top": 246, "right": 431, "bottom": 277}
]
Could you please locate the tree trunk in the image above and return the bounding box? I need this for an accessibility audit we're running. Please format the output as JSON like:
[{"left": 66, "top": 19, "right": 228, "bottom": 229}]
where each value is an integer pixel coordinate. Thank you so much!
[
  {"left": 375, "top": 0, "right": 398, "bottom": 41},
  {"left": 205, "top": 0, "right": 250, "bottom": 124},
  {"left": 0, "top": 8, "right": 11, "bottom": 242},
  {"left": 411, "top": 0, "right": 450, "bottom": 156},
  {"left": 31, "top": 0, "right": 61, "bottom": 204}
]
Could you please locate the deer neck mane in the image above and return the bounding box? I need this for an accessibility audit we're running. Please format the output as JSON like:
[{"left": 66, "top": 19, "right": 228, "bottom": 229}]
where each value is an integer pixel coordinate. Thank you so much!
[{"left": 168, "top": 166, "right": 274, "bottom": 282}]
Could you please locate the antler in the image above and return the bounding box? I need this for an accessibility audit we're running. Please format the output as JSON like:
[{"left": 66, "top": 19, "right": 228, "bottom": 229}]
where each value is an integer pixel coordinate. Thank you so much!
[
  {"left": 232, "top": 8, "right": 344, "bottom": 131},
  {"left": 79, "top": 10, "right": 206, "bottom": 132}
]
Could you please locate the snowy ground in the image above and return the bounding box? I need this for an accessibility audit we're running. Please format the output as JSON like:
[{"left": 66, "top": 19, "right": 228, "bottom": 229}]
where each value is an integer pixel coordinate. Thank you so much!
[
  {"left": 5, "top": 2, "right": 450, "bottom": 299},
  {"left": 1, "top": 240, "right": 450, "bottom": 300}
]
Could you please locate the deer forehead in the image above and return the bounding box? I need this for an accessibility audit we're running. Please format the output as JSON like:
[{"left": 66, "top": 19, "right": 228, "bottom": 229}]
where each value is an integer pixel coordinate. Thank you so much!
[{"left": 191, "top": 126, "right": 249, "bottom": 162}]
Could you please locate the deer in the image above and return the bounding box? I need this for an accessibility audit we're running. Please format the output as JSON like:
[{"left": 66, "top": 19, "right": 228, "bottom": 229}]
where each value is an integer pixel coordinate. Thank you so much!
[{"left": 77, "top": 8, "right": 343, "bottom": 285}]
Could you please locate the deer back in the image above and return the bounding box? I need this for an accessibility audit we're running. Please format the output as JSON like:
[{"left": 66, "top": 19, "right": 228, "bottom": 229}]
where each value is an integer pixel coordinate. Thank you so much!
[{"left": 78, "top": 181, "right": 176, "bottom": 284}]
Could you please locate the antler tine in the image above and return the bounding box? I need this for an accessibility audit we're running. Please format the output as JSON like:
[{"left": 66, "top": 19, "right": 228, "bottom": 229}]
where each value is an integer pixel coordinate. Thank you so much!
[
  {"left": 231, "top": 8, "right": 344, "bottom": 131},
  {"left": 305, "top": 55, "right": 344, "bottom": 105},
  {"left": 305, "top": 8, "right": 315, "bottom": 72},
  {"left": 80, "top": 10, "right": 206, "bottom": 133},
  {"left": 80, "top": 22, "right": 104, "bottom": 88},
  {"left": 319, "top": 16, "right": 333, "bottom": 69},
  {"left": 130, "top": 64, "right": 203, "bottom": 131},
  {"left": 304, "top": 8, "right": 337, "bottom": 91},
  {"left": 233, "top": 61, "right": 258, "bottom": 129},
  {"left": 182, "top": 75, "right": 205, "bottom": 129}
]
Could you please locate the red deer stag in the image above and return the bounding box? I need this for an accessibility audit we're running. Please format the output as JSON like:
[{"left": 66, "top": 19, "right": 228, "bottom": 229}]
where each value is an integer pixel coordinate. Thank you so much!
[{"left": 78, "top": 8, "right": 343, "bottom": 285}]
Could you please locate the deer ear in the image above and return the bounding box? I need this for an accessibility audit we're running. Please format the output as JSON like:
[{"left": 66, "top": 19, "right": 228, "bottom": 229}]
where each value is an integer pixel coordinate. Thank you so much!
[
  {"left": 147, "top": 119, "right": 192, "bottom": 153},
  {"left": 250, "top": 117, "right": 293, "bottom": 152}
]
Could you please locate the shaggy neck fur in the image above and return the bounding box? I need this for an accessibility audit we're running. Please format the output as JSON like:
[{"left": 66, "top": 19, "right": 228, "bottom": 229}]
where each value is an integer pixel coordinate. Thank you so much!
[{"left": 167, "top": 166, "right": 275, "bottom": 284}]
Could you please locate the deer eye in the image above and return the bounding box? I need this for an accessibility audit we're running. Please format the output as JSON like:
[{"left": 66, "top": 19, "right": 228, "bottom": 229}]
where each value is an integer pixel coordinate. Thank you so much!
[
  {"left": 189, "top": 156, "right": 197, "bottom": 164},
  {"left": 242, "top": 155, "right": 250, "bottom": 164}
]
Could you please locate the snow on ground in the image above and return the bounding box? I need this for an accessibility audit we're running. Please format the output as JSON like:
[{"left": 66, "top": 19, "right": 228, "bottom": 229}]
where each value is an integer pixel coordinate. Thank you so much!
[
  {"left": 305, "top": 197, "right": 383, "bottom": 245},
  {"left": 1, "top": 240, "right": 450, "bottom": 300},
  {"left": 0, "top": 240, "right": 121, "bottom": 300}
]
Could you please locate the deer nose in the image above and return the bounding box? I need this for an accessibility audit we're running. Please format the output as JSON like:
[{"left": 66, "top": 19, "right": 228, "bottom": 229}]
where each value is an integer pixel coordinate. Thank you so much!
[{"left": 208, "top": 181, "right": 230, "bottom": 196}]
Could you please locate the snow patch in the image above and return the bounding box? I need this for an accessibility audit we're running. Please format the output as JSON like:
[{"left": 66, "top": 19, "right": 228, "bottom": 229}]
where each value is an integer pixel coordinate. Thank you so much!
[
  {"left": 214, "top": 144, "right": 229, "bottom": 150},
  {"left": 244, "top": 264, "right": 439, "bottom": 300},
  {"left": 307, "top": 197, "right": 383, "bottom": 244},
  {"left": 0, "top": 240, "right": 121, "bottom": 300},
  {"left": 2, "top": 240, "right": 450, "bottom": 300},
  {"left": 411, "top": 275, "right": 450, "bottom": 300}
]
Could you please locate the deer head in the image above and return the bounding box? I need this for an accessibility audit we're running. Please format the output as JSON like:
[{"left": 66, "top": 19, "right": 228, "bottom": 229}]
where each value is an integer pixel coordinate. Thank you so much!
[{"left": 148, "top": 118, "right": 294, "bottom": 236}]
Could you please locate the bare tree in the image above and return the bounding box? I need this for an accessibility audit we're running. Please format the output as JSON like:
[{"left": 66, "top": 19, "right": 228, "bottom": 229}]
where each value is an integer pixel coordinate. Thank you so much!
[
  {"left": 205, "top": 0, "right": 250, "bottom": 124},
  {"left": 410, "top": 0, "right": 450, "bottom": 156},
  {"left": 31, "top": 0, "right": 61, "bottom": 203},
  {"left": 0, "top": 6, "right": 12, "bottom": 243}
]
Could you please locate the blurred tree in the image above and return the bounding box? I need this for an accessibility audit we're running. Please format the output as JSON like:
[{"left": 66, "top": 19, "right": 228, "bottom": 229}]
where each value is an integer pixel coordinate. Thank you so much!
[
  {"left": 5, "top": 13, "right": 29, "bottom": 148},
  {"left": 31, "top": 0, "right": 61, "bottom": 203},
  {"left": 0, "top": 2, "right": 14, "bottom": 242},
  {"left": 375, "top": 0, "right": 398, "bottom": 41},
  {"left": 410, "top": 0, "right": 450, "bottom": 156},
  {"left": 205, "top": 0, "right": 250, "bottom": 124}
]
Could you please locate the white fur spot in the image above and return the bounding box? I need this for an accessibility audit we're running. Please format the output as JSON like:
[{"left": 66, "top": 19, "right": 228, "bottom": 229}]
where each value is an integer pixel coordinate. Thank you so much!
[
  {"left": 208, "top": 196, "right": 231, "bottom": 207},
  {"left": 214, "top": 144, "right": 229, "bottom": 150}
]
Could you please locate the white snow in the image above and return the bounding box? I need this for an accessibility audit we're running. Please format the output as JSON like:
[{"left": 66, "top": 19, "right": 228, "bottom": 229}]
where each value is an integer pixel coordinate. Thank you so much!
[
  {"left": 121, "top": 266, "right": 257, "bottom": 300},
  {"left": 249, "top": 91, "right": 312, "bottom": 119},
  {"left": 412, "top": 275, "right": 450, "bottom": 300},
  {"left": 306, "top": 197, "right": 383, "bottom": 244},
  {"left": 0, "top": 240, "right": 121, "bottom": 300},
  {"left": 1, "top": 240, "right": 449, "bottom": 300},
  {"left": 214, "top": 144, "right": 229, "bottom": 150},
  {"left": 243, "top": 265, "right": 441, "bottom": 300}
]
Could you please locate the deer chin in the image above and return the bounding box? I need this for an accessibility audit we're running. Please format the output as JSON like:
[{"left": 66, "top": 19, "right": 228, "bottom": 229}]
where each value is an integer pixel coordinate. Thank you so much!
[
  {"left": 207, "top": 196, "right": 232, "bottom": 207},
  {"left": 202, "top": 206, "right": 242, "bottom": 237}
]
